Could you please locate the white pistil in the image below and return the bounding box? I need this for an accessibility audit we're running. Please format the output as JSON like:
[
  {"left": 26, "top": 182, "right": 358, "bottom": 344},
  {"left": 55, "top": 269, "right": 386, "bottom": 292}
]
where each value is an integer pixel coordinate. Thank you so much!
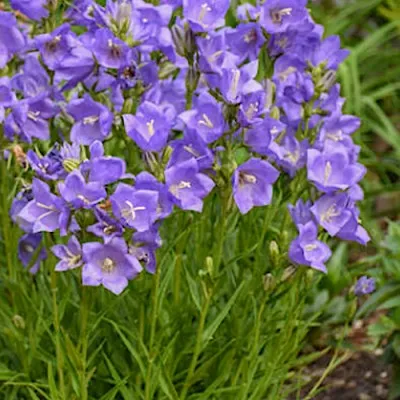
[
  {"left": 102, "top": 257, "right": 116, "bottom": 273},
  {"left": 77, "top": 195, "right": 90, "bottom": 204},
  {"left": 321, "top": 205, "right": 340, "bottom": 224},
  {"left": 244, "top": 29, "right": 257, "bottom": 43},
  {"left": 245, "top": 103, "right": 259, "bottom": 120},
  {"left": 304, "top": 244, "right": 317, "bottom": 252},
  {"left": 326, "top": 129, "right": 343, "bottom": 142},
  {"left": 198, "top": 113, "right": 214, "bottom": 129},
  {"left": 324, "top": 161, "right": 332, "bottom": 185},
  {"left": 183, "top": 145, "right": 200, "bottom": 158},
  {"left": 169, "top": 181, "right": 192, "bottom": 198},
  {"left": 28, "top": 111, "right": 40, "bottom": 121},
  {"left": 146, "top": 119, "right": 155, "bottom": 137},
  {"left": 83, "top": 115, "right": 99, "bottom": 125},
  {"left": 240, "top": 173, "right": 257, "bottom": 185},
  {"left": 208, "top": 50, "right": 223, "bottom": 63},
  {"left": 199, "top": 3, "right": 212, "bottom": 23},
  {"left": 25, "top": 244, "right": 34, "bottom": 253},
  {"left": 122, "top": 201, "right": 146, "bottom": 221},
  {"left": 270, "top": 7, "right": 292, "bottom": 24},
  {"left": 278, "top": 66, "right": 297, "bottom": 82},
  {"left": 142, "top": 18, "right": 148, "bottom": 23},
  {"left": 284, "top": 150, "right": 300, "bottom": 165}
]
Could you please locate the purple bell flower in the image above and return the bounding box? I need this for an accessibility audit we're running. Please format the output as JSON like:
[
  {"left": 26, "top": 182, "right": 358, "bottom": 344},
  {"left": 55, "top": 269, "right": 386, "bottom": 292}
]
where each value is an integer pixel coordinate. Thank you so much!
[
  {"left": 18, "top": 233, "right": 47, "bottom": 274},
  {"left": 67, "top": 94, "right": 113, "bottom": 145},
  {"left": 307, "top": 143, "right": 366, "bottom": 193},
  {"left": 261, "top": 0, "right": 308, "bottom": 34},
  {"left": 165, "top": 158, "right": 215, "bottom": 212},
  {"left": 35, "top": 24, "right": 72, "bottom": 70},
  {"left": 0, "top": 12, "right": 26, "bottom": 68},
  {"left": 10, "top": 0, "right": 49, "bottom": 21},
  {"left": 110, "top": 183, "right": 159, "bottom": 232},
  {"left": 87, "top": 208, "right": 124, "bottom": 243},
  {"left": 123, "top": 101, "right": 174, "bottom": 152},
  {"left": 310, "top": 193, "right": 353, "bottom": 237},
  {"left": 18, "top": 179, "right": 69, "bottom": 235},
  {"left": 183, "top": 0, "right": 230, "bottom": 32},
  {"left": 58, "top": 170, "right": 107, "bottom": 209},
  {"left": 52, "top": 235, "right": 83, "bottom": 271},
  {"left": 10, "top": 187, "right": 34, "bottom": 232},
  {"left": 289, "top": 221, "right": 332, "bottom": 273},
  {"left": 82, "top": 238, "right": 142, "bottom": 295},
  {"left": 288, "top": 199, "right": 314, "bottom": 228},
  {"left": 354, "top": 276, "right": 375, "bottom": 296},
  {"left": 232, "top": 158, "right": 279, "bottom": 215},
  {"left": 93, "top": 28, "right": 128, "bottom": 69},
  {"left": 179, "top": 93, "right": 226, "bottom": 144}
]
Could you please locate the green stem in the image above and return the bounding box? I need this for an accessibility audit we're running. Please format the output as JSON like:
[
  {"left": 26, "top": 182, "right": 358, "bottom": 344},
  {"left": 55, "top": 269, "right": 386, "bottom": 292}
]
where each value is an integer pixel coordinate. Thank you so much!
[
  {"left": 79, "top": 287, "right": 90, "bottom": 400},
  {"left": 179, "top": 290, "right": 212, "bottom": 400},
  {"left": 145, "top": 264, "right": 162, "bottom": 400},
  {"left": 213, "top": 195, "right": 229, "bottom": 274}
]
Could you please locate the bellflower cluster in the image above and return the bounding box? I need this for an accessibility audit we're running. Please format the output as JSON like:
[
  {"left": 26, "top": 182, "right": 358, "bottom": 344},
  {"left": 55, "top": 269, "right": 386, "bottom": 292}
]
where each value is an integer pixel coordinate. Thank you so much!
[{"left": 2, "top": 0, "right": 369, "bottom": 294}]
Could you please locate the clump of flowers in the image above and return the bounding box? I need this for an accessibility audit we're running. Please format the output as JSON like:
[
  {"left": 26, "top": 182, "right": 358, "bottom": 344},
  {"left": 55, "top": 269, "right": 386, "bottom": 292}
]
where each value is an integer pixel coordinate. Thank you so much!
[{"left": 2, "top": 0, "right": 369, "bottom": 295}]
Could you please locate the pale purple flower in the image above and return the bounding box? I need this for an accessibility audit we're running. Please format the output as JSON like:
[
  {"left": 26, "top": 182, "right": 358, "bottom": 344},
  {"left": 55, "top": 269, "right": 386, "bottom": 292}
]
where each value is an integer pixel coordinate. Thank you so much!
[
  {"left": 52, "top": 235, "right": 83, "bottom": 271},
  {"left": 288, "top": 200, "right": 314, "bottom": 228},
  {"left": 123, "top": 101, "right": 174, "bottom": 152},
  {"left": 355, "top": 276, "right": 375, "bottom": 296},
  {"left": 0, "top": 11, "right": 25, "bottom": 68},
  {"left": 10, "top": 0, "right": 48, "bottom": 20},
  {"left": 93, "top": 28, "right": 128, "bottom": 69},
  {"left": 87, "top": 209, "right": 124, "bottom": 242},
  {"left": 18, "top": 233, "right": 47, "bottom": 274},
  {"left": 289, "top": 221, "right": 332, "bottom": 273},
  {"left": 82, "top": 238, "right": 142, "bottom": 295},
  {"left": 67, "top": 95, "right": 113, "bottom": 145},
  {"left": 232, "top": 158, "right": 279, "bottom": 215},
  {"left": 165, "top": 158, "right": 215, "bottom": 212},
  {"left": 58, "top": 170, "right": 107, "bottom": 209},
  {"left": 110, "top": 184, "right": 159, "bottom": 232}
]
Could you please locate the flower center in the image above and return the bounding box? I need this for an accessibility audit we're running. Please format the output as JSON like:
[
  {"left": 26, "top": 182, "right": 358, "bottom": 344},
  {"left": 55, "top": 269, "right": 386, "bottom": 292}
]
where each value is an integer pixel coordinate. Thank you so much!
[
  {"left": 122, "top": 200, "right": 146, "bottom": 221},
  {"left": 239, "top": 172, "right": 257, "bottom": 185},
  {"left": 28, "top": 111, "right": 41, "bottom": 121},
  {"left": 83, "top": 115, "right": 99, "bottom": 125},
  {"left": 244, "top": 29, "right": 257, "bottom": 43},
  {"left": 321, "top": 205, "right": 340, "bottom": 224},
  {"left": 102, "top": 257, "right": 116, "bottom": 273},
  {"left": 270, "top": 8, "right": 292, "bottom": 24},
  {"left": 146, "top": 119, "right": 155, "bottom": 137},
  {"left": 108, "top": 39, "right": 122, "bottom": 58},
  {"left": 245, "top": 103, "right": 259, "bottom": 120},
  {"left": 229, "top": 69, "right": 241, "bottom": 100},
  {"left": 304, "top": 244, "right": 317, "bottom": 252},
  {"left": 198, "top": 113, "right": 214, "bottom": 129}
]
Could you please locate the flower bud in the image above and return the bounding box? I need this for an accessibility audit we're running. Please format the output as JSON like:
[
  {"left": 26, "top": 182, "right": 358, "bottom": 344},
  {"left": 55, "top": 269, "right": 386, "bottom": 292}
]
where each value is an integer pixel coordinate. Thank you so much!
[
  {"left": 270, "top": 106, "right": 280, "bottom": 120},
  {"left": 12, "top": 315, "right": 26, "bottom": 330},
  {"left": 269, "top": 240, "right": 280, "bottom": 266},
  {"left": 263, "top": 273, "right": 276, "bottom": 292},
  {"left": 171, "top": 25, "right": 185, "bottom": 57},
  {"left": 205, "top": 256, "right": 214, "bottom": 277},
  {"left": 122, "top": 98, "right": 134, "bottom": 114},
  {"left": 186, "top": 67, "right": 199, "bottom": 93},
  {"left": 320, "top": 70, "right": 337, "bottom": 92},
  {"left": 184, "top": 26, "right": 196, "bottom": 57},
  {"left": 281, "top": 266, "right": 296, "bottom": 282}
]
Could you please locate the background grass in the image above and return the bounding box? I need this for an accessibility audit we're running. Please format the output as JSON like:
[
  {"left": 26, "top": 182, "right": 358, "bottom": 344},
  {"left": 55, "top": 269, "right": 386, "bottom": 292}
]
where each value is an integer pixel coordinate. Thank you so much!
[{"left": 0, "top": 0, "right": 399, "bottom": 399}]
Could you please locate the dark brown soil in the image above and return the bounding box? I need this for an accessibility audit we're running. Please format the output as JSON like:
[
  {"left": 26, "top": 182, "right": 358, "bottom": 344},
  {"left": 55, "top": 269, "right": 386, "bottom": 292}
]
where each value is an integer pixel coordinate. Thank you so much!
[{"left": 289, "top": 351, "right": 392, "bottom": 400}]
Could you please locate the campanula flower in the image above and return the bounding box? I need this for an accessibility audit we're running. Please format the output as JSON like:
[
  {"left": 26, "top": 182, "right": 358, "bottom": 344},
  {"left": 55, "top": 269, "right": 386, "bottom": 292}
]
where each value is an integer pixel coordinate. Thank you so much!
[
  {"left": 58, "top": 170, "right": 107, "bottom": 209},
  {"left": 67, "top": 95, "right": 113, "bottom": 145},
  {"left": 355, "top": 276, "right": 375, "bottom": 296},
  {"left": 52, "top": 235, "right": 83, "bottom": 271},
  {"left": 232, "top": 158, "right": 280, "bottom": 215},
  {"left": 0, "top": 12, "right": 25, "bottom": 68},
  {"left": 87, "top": 209, "right": 124, "bottom": 242},
  {"left": 123, "top": 101, "right": 174, "bottom": 152},
  {"left": 289, "top": 221, "right": 332, "bottom": 273},
  {"left": 18, "top": 233, "right": 47, "bottom": 274},
  {"left": 82, "top": 238, "right": 142, "bottom": 295},
  {"left": 110, "top": 183, "right": 159, "bottom": 232},
  {"left": 165, "top": 158, "right": 215, "bottom": 212},
  {"left": 10, "top": 0, "right": 48, "bottom": 21},
  {"left": 288, "top": 200, "right": 314, "bottom": 228}
]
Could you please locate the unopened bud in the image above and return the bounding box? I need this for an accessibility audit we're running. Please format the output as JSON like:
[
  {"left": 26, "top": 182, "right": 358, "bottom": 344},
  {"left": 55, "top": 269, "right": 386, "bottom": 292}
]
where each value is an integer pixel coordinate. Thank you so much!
[
  {"left": 320, "top": 70, "right": 337, "bottom": 92},
  {"left": 305, "top": 269, "right": 314, "bottom": 285},
  {"left": 205, "top": 256, "right": 214, "bottom": 277},
  {"left": 269, "top": 240, "right": 280, "bottom": 266},
  {"left": 12, "top": 315, "right": 26, "bottom": 330},
  {"left": 184, "top": 26, "right": 196, "bottom": 57},
  {"left": 171, "top": 25, "right": 185, "bottom": 57},
  {"left": 122, "top": 98, "right": 134, "bottom": 114},
  {"left": 263, "top": 273, "right": 276, "bottom": 292},
  {"left": 186, "top": 67, "right": 199, "bottom": 93},
  {"left": 159, "top": 62, "right": 179, "bottom": 79},
  {"left": 282, "top": 266, "right": 296, "bottom": 282}
]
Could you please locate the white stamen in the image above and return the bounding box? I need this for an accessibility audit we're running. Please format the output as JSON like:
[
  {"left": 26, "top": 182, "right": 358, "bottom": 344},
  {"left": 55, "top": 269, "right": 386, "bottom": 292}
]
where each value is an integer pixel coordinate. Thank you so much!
[
  {"left": 83, "top": 115, "right": 99, "bottom": 125},
  {"left": 271, "top": 7, "right": 292, "bottom": 24},
  {"left": 324, "top": 161, "right": 332, "bottom": 185},
  {"left": 278, "top": 66, "right": 297, "bottom": 82},
  {"left": 146, "top": 119, "right": 155, "bottom": 137},
  {"left": 240, "top": 173, "right": 257, "bottom": 185},
  {"left": 321, "top": 205, "right": 340, "bottom": 224},
  {"left": 229, "top": 69, "right": 241, "bottom": 100},
  {"left": 305, "top": 244, "right": 317, "bottom": 252},
  {"left": 25, "top": 245, "right": 34, "bottom": 253},
  {"left": 198, "top": 113, "right": 214, "bottom": 129},
  {"left": 28, "top": 111, "right": 41, "bottom": 121},
  {"left": 121, "top": 200, "right": 146, "bottom": 221},
  {"left": 199, "top": 3, "right": 212, "bottom": 23},
  {"left": 183, "top": 145, "right": 200, "bottom": 158},
  {"left": 102, "top": 257, "right": 116, "bottom": 273},
  {"left": 245, "top": 103, "right": 259, "bottom": 120}
]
